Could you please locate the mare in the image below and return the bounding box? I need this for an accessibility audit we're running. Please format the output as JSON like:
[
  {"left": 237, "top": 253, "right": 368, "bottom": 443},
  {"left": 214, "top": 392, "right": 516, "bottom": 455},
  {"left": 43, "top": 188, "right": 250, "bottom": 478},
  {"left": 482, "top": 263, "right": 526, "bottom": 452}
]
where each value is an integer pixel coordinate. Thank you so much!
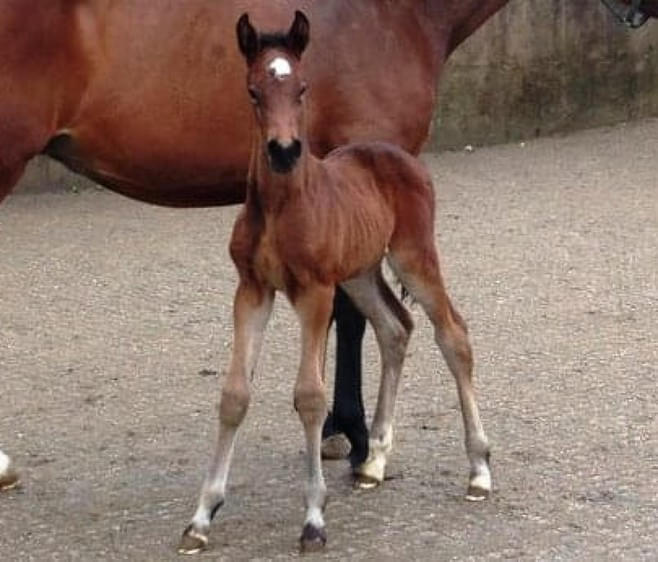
[
  {"left": 0, "top": 0, "right": 512, "bottom": 492},
  {"left": 180, "top": 12, "right": 490, "bottom": 553}
]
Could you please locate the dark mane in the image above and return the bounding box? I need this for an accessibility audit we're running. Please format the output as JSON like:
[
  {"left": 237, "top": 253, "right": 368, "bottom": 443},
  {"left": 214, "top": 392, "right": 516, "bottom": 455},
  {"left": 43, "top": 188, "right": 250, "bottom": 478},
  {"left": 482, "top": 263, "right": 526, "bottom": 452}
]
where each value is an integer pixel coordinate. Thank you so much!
[{"left": 257, "top": 32, "right": 294, "bottom": 56}]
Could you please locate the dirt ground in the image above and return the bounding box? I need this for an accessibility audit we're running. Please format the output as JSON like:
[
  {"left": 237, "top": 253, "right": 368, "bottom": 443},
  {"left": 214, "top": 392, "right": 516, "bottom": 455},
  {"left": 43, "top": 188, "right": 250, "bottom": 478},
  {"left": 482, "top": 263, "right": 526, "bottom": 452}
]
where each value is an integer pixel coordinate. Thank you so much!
[{"left": 1, "top": 120, "right": 656, "bottom": 561}]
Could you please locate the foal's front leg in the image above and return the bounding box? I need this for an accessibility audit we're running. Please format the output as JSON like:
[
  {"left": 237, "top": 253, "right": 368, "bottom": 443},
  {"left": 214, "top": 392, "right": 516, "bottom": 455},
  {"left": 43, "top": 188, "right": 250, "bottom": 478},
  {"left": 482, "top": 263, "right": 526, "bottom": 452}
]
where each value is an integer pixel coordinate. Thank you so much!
[
  {"left": 179, "top": 282, "right": 274, "bottom": 554},
  {"left": 291, "top": 284, "right": 334, "bottom": 552}
]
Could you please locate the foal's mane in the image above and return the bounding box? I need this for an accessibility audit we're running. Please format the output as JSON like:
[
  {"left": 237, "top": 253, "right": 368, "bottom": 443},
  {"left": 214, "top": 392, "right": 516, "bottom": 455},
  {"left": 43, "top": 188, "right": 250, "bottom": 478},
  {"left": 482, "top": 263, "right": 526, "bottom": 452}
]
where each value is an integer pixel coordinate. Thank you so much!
[
  {"left": 255, "top": 32, "right": 290, "bottom": 53},
  {"left": 251, "top": 31, "right": 305, "bottom": 61}
]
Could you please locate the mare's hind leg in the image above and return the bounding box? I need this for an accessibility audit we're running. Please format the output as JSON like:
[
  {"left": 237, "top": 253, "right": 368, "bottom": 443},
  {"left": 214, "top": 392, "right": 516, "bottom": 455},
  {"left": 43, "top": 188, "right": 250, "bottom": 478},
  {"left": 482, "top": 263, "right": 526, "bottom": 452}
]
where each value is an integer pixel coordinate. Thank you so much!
[
  {"left": 388, "top": 244, "right": 492, "bottom": 501},
  {"left": 321, "top": 289, "right": 369, "bottom": 466},
  {"left": 179, "top": 282, "right": 274, "bottom": 554},
  {"left": 341, "top": 268, "right": 413, "bottom": 488}
]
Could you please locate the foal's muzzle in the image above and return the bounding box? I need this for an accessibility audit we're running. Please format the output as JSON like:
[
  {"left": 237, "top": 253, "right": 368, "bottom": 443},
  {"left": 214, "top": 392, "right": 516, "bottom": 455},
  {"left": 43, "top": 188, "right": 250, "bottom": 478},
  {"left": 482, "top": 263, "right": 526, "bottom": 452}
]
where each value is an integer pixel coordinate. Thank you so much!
[{"left": 267, "top": 139, "right": 302, "bottom": 174}]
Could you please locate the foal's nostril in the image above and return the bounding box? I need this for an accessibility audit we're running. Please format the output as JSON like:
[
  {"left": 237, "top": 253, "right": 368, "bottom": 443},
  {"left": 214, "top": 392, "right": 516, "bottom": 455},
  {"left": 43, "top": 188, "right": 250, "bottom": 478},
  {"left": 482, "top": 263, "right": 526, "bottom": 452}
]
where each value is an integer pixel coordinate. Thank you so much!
[
  {"left": 267, "top": 139, "right": 302, "bottom": 173},
  {"left": 290, "top": 139, "right": 302, "bottom": 159}
]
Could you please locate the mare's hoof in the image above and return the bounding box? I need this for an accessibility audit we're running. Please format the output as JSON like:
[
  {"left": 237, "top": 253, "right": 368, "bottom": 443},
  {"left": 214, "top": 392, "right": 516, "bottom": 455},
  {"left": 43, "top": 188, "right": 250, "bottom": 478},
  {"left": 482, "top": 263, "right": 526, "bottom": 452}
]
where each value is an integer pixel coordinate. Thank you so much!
[
  {"left": 0, "top": 469, "right": 20, "bottom": 491},
  {"left": 299, "top": 523, "right": 327, "bottom": 553},
  {"left": 321, "top": 434, "right": 350, "bottom": 460},
  {"left": 353, "top": 473, "right": 381, "bottom": 490},
  {"left": 465, "top": 485, "right": 490, "bottom": 502},
  {"left": 178, "top": 525, "right": 209, "bottom": 555}
]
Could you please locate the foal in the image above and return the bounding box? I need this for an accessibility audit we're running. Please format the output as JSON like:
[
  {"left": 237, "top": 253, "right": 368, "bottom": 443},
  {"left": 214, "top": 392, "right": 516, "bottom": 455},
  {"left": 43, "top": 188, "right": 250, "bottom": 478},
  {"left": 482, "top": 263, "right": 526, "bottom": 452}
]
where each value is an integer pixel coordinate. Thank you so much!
[{"left": 180, "top": 11, "right": 491, "bottom": 553}]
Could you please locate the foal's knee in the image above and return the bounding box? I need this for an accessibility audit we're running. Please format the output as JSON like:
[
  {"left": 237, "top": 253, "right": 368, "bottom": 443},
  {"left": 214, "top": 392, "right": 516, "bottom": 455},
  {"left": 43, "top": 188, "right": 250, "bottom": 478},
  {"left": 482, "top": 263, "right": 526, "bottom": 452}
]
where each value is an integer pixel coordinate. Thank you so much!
[
  {"left": 294, "top": 381, "right": 327, "bottom": 427},
  {"left": 219, "top": 383, "right": 250, "bottom": 427}
]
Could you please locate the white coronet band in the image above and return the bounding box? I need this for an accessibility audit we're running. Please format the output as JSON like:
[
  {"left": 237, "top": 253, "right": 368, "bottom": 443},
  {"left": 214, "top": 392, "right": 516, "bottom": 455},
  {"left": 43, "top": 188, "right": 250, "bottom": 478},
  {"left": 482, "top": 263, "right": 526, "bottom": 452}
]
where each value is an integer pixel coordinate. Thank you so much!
[
  {"left": 0, "top": 451, "right": 10, "bottom": 476},
  {"left": 469, "top": 470, "right": 492, "bottom": 492},
  {"left": 305, "top": 507, "right": 325, "bottom": 528}
]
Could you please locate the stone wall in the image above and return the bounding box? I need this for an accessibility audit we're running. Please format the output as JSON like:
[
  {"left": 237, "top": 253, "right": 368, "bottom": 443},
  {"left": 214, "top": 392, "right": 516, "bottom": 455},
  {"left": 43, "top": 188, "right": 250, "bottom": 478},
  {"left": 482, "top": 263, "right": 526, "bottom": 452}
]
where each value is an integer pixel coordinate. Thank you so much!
[{"left": 433, "top": 0, "right": 658, "bottom": 148}]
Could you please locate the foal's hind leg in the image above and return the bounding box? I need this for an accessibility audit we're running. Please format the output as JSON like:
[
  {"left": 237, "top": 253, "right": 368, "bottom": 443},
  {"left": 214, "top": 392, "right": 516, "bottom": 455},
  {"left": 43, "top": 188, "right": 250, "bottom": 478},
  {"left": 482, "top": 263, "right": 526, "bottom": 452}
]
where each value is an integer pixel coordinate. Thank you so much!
[
  {"left": 179, "top": 282, "right": 274, "bottom": 554},
  {"left": 341, "top": 268, "right": 413, "bottom": 488},
  {"left": 388, "top": 245, "right": 492, "bottom": 501}
]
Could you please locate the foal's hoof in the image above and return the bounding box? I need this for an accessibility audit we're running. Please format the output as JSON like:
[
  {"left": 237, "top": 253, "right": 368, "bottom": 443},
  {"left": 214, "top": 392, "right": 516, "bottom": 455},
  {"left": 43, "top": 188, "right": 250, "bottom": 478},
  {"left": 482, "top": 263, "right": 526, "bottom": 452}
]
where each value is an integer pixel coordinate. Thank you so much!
[
  {"left": 321, "top": 434, "right": 350, "bottom": 460},
  {"left": 353, "top": 473, "right": 381, "bottom": 490},
  {"left": 465, "top": 485, "right": 490, "bottom": 502},
  {"left": 299, "top": 523, "right": 327, "bottom": 553},
  {"left": 0, "top": 469, "right": 20, "bottom": 491},
  {"left": 178, "top": 525, "right": 209, "bottom": 555}
]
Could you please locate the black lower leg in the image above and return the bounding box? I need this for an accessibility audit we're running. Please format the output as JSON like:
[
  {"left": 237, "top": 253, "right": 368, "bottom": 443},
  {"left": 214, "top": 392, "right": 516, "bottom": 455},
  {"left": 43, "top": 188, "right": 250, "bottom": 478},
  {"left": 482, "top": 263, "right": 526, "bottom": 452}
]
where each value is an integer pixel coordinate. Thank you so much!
[{"left": 323, "top": 287, "right": 369, "bottom": 466}]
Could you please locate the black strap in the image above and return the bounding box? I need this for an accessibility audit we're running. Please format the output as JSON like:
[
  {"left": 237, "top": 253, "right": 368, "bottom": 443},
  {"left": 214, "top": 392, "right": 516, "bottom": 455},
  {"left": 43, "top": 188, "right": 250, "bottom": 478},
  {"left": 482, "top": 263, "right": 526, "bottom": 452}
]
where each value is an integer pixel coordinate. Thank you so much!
[{"left": 601, "top": 0, "right": 650, "bottom": 28}]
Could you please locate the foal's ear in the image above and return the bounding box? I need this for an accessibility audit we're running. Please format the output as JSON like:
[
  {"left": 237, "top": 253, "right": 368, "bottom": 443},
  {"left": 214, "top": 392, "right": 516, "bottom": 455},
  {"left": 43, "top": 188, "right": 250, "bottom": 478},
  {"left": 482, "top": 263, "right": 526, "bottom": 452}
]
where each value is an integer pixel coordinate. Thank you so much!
[
  {"left": 287, "top": 10, "right": 310, "bottom": 58},
  {"left": 236, "top": 13, "right": 259, "bottom": 62}
]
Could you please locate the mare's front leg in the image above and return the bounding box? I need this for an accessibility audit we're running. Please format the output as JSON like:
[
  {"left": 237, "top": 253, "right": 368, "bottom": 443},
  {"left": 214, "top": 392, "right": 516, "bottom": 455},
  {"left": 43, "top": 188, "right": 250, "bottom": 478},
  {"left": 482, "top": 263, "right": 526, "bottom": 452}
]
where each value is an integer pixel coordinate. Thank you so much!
[
  {"left": 179, "top": 282, "right": 274, "bottom": 554},
  {"left": 292, "top": 284, "right": 334, "bottom": 552},
  {"left": 0, "top": 450, "right": 19, "bottom": 490},
  {"left": 1, "top": 149, "right": 45, "bottom": 492},
  {"left": 322, "top": 288, "right": 369, "bottom": 466}
]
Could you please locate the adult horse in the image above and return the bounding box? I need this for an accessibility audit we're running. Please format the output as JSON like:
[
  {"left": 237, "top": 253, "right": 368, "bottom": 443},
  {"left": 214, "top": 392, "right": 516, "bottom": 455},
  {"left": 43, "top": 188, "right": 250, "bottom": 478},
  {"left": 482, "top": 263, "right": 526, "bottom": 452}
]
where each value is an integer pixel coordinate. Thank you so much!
[
  {"left": 0, "top": 0, "right": 655, "bottom": 519},
  {"left": 0, "top": 0, "right": 511, "bottom": 492}
]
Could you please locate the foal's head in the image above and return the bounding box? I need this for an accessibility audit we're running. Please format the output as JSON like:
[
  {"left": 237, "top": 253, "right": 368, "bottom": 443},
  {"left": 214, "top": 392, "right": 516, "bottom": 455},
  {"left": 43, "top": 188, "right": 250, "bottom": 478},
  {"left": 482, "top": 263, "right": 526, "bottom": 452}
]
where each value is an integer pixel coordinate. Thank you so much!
[{"left": 236, "top": 11, "right": 310, "bottom": 174}]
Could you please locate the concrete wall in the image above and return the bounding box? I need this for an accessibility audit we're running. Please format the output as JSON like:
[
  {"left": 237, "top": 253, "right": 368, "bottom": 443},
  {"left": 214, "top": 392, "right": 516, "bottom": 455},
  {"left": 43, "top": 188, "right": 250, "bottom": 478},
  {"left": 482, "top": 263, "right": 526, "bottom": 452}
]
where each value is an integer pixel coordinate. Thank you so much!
[
  {"left": 17, "top": 0, "right": 658, "bottom": 191},
  {"left": 433, "top": 0, "right": 658, "bottom": 149}
]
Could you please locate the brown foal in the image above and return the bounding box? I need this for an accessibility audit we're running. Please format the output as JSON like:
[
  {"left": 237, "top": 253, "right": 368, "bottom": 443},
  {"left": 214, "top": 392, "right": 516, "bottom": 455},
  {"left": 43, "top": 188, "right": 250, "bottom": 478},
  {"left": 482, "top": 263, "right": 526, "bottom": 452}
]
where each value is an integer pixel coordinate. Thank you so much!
[{"left": 180, "top": 12, "right": 491, "bottom": 553}]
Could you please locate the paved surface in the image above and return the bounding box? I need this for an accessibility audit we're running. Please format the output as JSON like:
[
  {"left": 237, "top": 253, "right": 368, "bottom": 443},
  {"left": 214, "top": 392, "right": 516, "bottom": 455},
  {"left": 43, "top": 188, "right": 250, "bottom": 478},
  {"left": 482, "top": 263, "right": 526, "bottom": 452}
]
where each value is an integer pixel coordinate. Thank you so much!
[{"left": 1, "top": 120, "right": 656, "bottom": 561}]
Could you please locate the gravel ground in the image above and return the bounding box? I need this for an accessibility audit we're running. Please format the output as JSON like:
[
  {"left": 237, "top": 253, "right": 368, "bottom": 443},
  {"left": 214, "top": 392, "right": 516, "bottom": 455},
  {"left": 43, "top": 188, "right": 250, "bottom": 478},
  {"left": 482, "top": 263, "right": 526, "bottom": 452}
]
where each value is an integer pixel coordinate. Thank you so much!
[{"left": 1, "top": 119, "right": 656, "bottom": 561}]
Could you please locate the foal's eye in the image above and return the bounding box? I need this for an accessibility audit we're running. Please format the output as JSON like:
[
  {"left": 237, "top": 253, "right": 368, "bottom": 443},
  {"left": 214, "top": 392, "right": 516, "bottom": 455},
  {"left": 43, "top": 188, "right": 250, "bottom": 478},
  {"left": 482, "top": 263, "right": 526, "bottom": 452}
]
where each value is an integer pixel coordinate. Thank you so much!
[{"left": 248, "top": 86, "right": 260, "bottom": 105}]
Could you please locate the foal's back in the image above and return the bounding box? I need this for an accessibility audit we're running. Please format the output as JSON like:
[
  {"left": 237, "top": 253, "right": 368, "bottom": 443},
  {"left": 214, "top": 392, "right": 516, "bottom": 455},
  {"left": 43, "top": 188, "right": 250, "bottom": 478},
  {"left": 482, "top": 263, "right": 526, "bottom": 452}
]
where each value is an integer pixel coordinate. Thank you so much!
[{"left": 315, "top": 141, "right": 436, "bottom": 276}]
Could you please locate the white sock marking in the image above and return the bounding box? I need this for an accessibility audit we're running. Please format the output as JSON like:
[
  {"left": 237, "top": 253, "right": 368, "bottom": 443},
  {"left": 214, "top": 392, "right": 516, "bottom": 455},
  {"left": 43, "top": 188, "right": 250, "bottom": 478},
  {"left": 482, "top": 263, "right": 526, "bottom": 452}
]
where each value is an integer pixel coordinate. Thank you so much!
[
  {"left": 305, "top": 507, "right": 325, "bottom": 529},
  {"left": 0, "top": 451, "right": 10, "bottom": 476}
]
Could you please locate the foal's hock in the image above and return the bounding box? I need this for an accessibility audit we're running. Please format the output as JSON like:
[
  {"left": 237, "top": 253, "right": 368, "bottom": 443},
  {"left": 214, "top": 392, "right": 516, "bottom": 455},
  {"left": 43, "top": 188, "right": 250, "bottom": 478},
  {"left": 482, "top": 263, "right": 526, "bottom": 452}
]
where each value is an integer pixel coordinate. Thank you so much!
[{"left": 180, "top": 11, "right": 491, "bottom": 554}]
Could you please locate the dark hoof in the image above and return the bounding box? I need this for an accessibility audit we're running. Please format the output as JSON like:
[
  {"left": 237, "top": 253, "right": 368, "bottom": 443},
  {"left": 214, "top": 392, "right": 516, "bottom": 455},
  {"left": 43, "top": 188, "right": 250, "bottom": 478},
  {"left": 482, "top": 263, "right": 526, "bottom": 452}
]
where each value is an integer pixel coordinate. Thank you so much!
[
  {"left": 465, "top": 485, "right": 490, "bottom": 502},
  {"left": 352, "top": 473, "right": 381, "bottom": 490},
  {"left": 178, "top": 525, "right": 209, "bottom": 555},
  {"left": 299, "top": 523, "right": 327, "bottom": 553},
  {"left": 0, "top": 469, "right": 20, "bottom": 491},
  {"left": 321, "top": 434, "right": 350, "bottom": 460}
]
